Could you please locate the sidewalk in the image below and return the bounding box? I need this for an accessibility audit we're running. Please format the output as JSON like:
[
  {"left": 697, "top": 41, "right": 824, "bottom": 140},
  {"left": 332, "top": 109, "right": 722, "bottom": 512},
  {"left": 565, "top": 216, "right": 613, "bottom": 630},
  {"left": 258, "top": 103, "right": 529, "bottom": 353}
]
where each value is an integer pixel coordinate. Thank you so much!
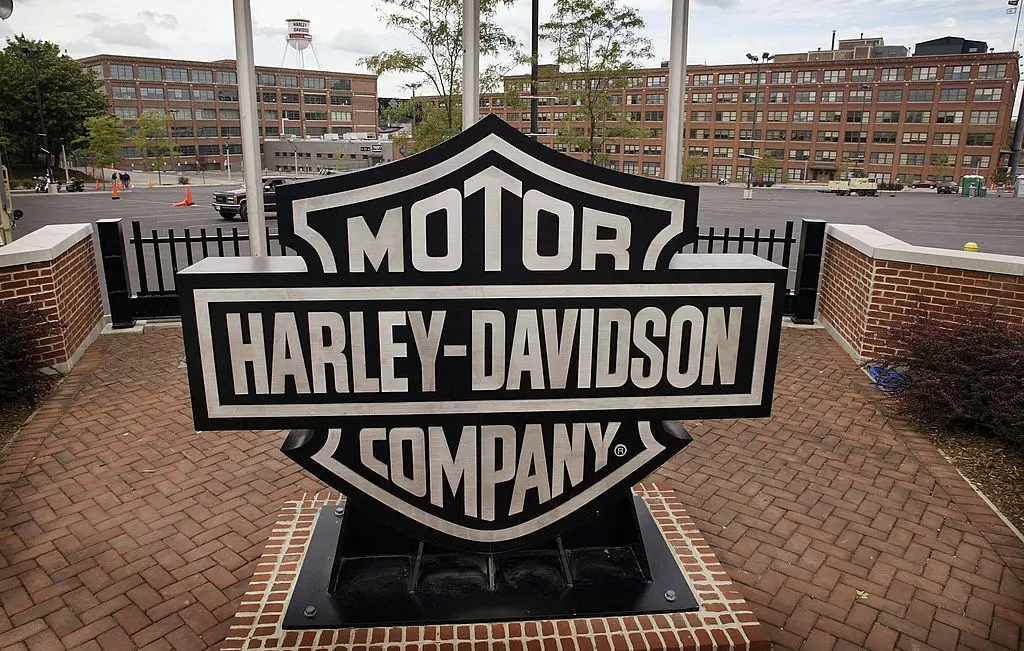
[{"left": 0, "top": 327, "right": 1022, "bottom": 650}]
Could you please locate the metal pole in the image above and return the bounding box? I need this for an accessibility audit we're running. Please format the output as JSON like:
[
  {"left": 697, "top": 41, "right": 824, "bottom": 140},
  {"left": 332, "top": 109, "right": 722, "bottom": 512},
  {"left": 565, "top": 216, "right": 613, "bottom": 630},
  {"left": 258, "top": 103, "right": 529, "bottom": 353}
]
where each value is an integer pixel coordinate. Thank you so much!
[
  {"left": 1009, "top": 77, "right": 1024, "bottom": 187},
  {"left": 232, "top": 0, "right": 267, "bottom": 256},
  {"left": 62, "top": 145, "right": 69, "bottom": 185},
  {"left": 462, "top": 0, "right": 480, "bottom": 130},
  {"left": 530, "top": 0, "right": 539, "bottom": 138},
  {"left": 664, "top": 0, "right": 689, "bottom": 182},
  {"left": 226, "top": 144, "right": 232, "bottom": 183},
  {"left": 744, "top": 59, "right": 762, "bottom": 199}
]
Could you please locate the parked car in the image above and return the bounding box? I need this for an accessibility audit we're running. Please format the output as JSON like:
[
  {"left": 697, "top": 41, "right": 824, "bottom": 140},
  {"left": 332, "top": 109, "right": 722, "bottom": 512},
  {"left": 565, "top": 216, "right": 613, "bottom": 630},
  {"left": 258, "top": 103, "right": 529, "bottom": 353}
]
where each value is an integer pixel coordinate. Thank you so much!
[
  {"left": 213, "top": 176, "right": 298, "bottom": 220},
  {"left": 936, "top": 181, "right": 958, "bottom": 194},
  {"left": 911, "top": 180, "right": 937, "bottom": 189}
]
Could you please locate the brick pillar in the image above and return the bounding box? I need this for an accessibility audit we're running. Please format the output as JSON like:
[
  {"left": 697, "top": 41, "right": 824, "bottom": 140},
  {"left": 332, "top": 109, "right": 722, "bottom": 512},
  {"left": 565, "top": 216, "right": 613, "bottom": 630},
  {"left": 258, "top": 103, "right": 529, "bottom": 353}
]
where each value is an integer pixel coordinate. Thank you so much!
[
  {"left": 817, "top": 224, "right": 1024, "bottom": 361},
  {"left": 0, "top": 224, "right": 105, "bottom": 372}
]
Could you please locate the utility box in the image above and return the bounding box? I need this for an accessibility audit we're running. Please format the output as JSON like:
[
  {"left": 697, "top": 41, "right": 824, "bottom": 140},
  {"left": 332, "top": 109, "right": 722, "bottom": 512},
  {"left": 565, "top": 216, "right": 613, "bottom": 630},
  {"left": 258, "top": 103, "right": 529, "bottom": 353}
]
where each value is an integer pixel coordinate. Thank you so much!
[{"left": 961, "top": 174, "right": 986, "bottom": 197}]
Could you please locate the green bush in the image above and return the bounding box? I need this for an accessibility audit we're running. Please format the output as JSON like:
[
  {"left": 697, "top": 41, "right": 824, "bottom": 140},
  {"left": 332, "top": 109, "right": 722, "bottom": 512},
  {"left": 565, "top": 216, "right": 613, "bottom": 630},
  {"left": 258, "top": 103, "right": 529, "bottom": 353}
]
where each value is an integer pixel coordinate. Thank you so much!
[
  {"left": 873, "top": 305, "right": 1024, "bottom": 446},
  {"left": 0, "top": 300, "right": 58, "bottom": 405}
]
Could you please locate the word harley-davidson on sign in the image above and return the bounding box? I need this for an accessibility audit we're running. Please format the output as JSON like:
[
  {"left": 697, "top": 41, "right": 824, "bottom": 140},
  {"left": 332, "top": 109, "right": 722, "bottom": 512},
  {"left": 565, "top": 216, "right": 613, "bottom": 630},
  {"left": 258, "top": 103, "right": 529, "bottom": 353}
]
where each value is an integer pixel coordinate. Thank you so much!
[{"left": 178, "top": 115, "right": 786, "bottom": 551}]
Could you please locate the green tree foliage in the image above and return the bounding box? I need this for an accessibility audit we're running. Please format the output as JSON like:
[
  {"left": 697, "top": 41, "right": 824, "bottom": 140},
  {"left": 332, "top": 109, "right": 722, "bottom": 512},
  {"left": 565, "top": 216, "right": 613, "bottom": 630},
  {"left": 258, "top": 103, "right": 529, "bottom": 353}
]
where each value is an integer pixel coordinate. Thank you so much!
[
  {"left": 992, "top": 167, "right": 1009, "bottom": 186},
  {"left": 386, "top": 96, "right": 463, "bottom": 155},
  {"left": 930, "top": 153, "right": 953, "bottom": 181},
  {"left": 754, "top": 153, "right": 780, "bottom": 181},
  {"left": 539, "top": 0, "right": 653, "bottom": 164},
  {"left": 0, "top": 36, "right": 108, "bottom": 165},
  {"left": 75, "top": 115, "right": 126, "bottom": 170},
  {"left": 359, "top": 0, "right": 519, "bottom": 152},
  {"left": 133, "top": 110, "right": 175, "bottom": 183},
  {"left": 682, "top": 156, "right": 706, "bottom": 181}
]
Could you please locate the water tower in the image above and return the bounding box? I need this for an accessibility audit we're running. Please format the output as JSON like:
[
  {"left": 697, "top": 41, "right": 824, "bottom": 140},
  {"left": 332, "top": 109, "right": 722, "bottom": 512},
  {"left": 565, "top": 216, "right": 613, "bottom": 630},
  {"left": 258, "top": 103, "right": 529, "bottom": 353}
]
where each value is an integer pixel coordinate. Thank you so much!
[{"left": 281, "top": 18, "right": 322, "bottom": 70}]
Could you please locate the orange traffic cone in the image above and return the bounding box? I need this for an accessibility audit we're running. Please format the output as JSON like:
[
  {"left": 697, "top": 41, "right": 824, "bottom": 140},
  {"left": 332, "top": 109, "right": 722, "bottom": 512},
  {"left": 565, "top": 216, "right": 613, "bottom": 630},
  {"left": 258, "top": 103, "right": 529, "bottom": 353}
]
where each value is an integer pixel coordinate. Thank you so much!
[
  {"left": 148, "top": 181, "right": 153, "bottom": 189},
  {"left": 111, "top": 183, "right": 120, "bottom": 200},
  {"left": 95, "top": 180, "right": 101, "bottom": 190},
  {"left": 171, "top": 186, "right": 194, "bottom": 207}
]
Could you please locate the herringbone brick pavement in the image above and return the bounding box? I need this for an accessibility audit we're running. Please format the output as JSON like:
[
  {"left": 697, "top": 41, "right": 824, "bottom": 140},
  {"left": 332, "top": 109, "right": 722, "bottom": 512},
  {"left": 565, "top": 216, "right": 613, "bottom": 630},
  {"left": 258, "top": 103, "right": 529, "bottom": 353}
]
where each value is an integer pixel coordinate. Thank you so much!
[{"left": 0, "top": 328, "right": 1021, "bottom": 650}]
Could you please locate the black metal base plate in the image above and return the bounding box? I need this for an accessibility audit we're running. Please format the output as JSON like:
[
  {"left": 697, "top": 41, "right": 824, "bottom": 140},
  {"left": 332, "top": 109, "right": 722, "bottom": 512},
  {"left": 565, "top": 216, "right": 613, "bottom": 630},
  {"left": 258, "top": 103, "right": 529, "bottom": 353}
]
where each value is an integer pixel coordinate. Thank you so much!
[{"left": 283, "top": 496, "right": 698, "bottom": 629}]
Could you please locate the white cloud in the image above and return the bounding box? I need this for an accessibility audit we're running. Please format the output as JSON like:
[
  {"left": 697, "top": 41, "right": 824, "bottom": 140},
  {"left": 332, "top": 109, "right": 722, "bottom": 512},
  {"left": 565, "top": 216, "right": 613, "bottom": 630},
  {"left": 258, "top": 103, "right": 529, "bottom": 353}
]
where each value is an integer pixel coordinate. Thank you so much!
[
  {"left": 87, "top": 23, "right": 163, "bottom": 51},
  {"left": 138, "top": 11, "right": 178, "bottom": 29}
]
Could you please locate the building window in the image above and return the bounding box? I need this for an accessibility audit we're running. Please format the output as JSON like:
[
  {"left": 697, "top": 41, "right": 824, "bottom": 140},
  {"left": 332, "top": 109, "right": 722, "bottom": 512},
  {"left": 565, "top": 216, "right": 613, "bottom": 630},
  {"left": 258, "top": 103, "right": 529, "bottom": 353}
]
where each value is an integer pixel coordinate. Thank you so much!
[
  {"left": 911, "top": 66, "right": 937, "bottom": 81},
  {"left": 965, "top": 132, "right": 995, "bottom": 146},
  {"left": 169, "top": 108, "right": 192, "bottom": 120},
  {"left": 768, "top": 91, "right": 789, "bottom": 103},
  {"left": 879, "top": 68, "right": 903, "bottom": 82},
  {"left": 643, "top": 144, "right": 662, "bottom": 155},
  {"left": 119, "top": 145, "right": 139, "bottom": 158},
  {"left": 221, "top": 126, "right": 242, "bottom": 137},
  {"left": 815, "top": 150, "right": 836, "bottom": 161},
  {"left": 718, "top": 73, "right": 739, "bottom": 85},
  {"left": 711, "top": 164, "right": 732, "bottom": 180},
  {"left": 164, "top": 67, "right": 187, "bottom": 82},
  {"left": 907, "top": 89, "right": 934, "bottom": 102},
  {"left": 693, "top": 74, "right": 714, "bottom": 86},
  {"left": 939, "top": 88, "right": 967, "bottom": 102},
  {"left": 303, "top": 77, "right": 326, "bottom": 89},
  {"left": 740, "top": 110, "right": 762, "bottom": 122},
  {"left": 280, "top": 75, "right": 299, "bottom": 88},
  {"left": 216, "top": 71, "right": 237, "bottom": 85},
  {"left": 113, "top": 86, "right": 136, "bottom": 99},
  {"left": 330, "top": 95, "right": 352, "bottom": 106},
  {"left": 114, "top": 106, "right": 137, "bottom": 119},
  {"left": 794, "top": 91, "right": 816, "bottom": 103},
  {"left": 877, "top": 89, "right": 902, "bottom": 103},
  {"left": 647, "top": 76, "right": 666, "bottom": 88},
  {"left": 262, "top": 92, "right": 278, "bottom": 103},
  {"left": 217, "top": 89, "right": 239, "bottom": 102},
  {"left": 933, "top": 133, "right": 960, "bottom": 146},
  {"left": 962, "top": 154, "right": 990, "bottom": 168},
  {"left": 138, "top": 65, "right": 162, "bottom": 81},
  {"left": 220, "top": 109, "right": 240, "bottom": 120},
  {"left": 689, "top": 129, "right": 710, "bottom": 140},
  {"left": 842, "top": 150, "right": 864, "bottom": 163},
  {"left": 970, "top": 110, "right": 999, "bottom": 125},
  {"left": 167, "top": 88, "right": 190, "bottom": 100},
  {"left": 978, "top": 64, "right": 1006, "bottom": 79},
  {"left": 790, "top": 130, "right": 811, "bottom": 141},
  {"left": 843, "top": 131, "right": 866, "bottom": 143},
  {"left": 714, "top": 128, "right": 735, "bottom": 139},
  {"left": 283, "top": 126, "right": 301, "bottom": 136},
  {"left": 767, "top": 111, "right": 787, "bottom": 122},
  {"left": 177, "top": 145, "right": 196, "bottom": 156},
  {"left": 622, "top": 160, "right": 639, "bottom": 174},
  {"left": 623, "top": 143, "right": 640, "bottom": 154},
  {"left": 850, "top": 69, "right": 874, "bottom": 82},
  {"left": 331, "top": 111, "right": 353, "bottom": 122},
  {"left": 330, "top": 78, "right": 352, "bottom": 91},
  {"left": 849, "top": 89, "right": 871, "bottom": 103},
  {"left": 739, "top": 129, "right": 760, "bottom": 141},
  {"left": 715, "top": 110, "right": 737, "bottom": 122},
  {"left": 198, "top": 144, "right": 220, "bottom": 156},
  {"left": 901, "top": 132, "right": 928, "bottom": 144},
  {"left": 792, "top": 111, "right": 814, "bottom": 122},
  {"left": 743, "top": 72, "right": 767, "bottom": 85},
  {"left": 822, "top": 70, "right": 846, "bottom": 83},
  {"left": 306, "top": 126, "right": 327, "bottom": 137},
  {"left": 712, "top": 147, "right": 734, "bottom": 157},
  {"left": 819, "top": 110, "right": 842, "bottom": 122},
  {"left": 304, "top": 94, "right": 327, "bottom": 104},
  {"left": 644, "top": 111, "right": 664, "bottom": 122},
  {"left": 191, "top": 69, "right": 213, "bottom": 83},
  {"left": 641, "top": 162, "right": 661, "bottom": 176},
  {"left": 974, "top": 88, "right": 1003, "bottom": 102},
  {"left": 872, "top": 131, "right": 897, "bottom": 144},
  {"left": 876, "top": 111, "right": 899, "bottom": 123},
  {"left": 194, "top": 90, "right": 215, "bottom": 101},
  {"left": 259, "top": 73, "right": 277, "bottom": 85},
  {"left": 264, "top": 109, "right": 279, "bottom": 120},
  {"left": 742, "top": 91, "right": 765, "bottom": 104},
  {"left": 690, "top": 111, "right": 711, "bottom": 122},
  {"left": 140, "top": 87, "right": 164, "bottom": 100},
  {"left": 818, "top": 131, "right": 839, "bottom": 143},
  {"left": 821, "top": 91, "right": 843, "bottom": 103},
  {"left": 936, "top": 110, "right": 963, "bottom": 124},
  {"left": 942, "top": 65, "right": 971, "bottom": 80},
  {"left": 796, "top": 70, "right": 817, "bottom": 83},
  {"left": 627, "top": 111, "right": 642, "bottom": 121},
  {"left": 686, "top": 92, "right": 707, "bottom": 104},
  {"left": 766, "top": 129, "right": 786, "bottom": 141},
  {"left": 109, "top": 64, "right": 134, "bottom": 80},
  {"left": 305, "top": 111, "right": 328, "bottom": 121},
  {"left": 196, "top": 108, "right": 217, "bottom": 120},
  {"left": 870, "top": 152, "right": 894, "bottom": 164},
  {"left": 789, "top": 149, "right": 810, "bottom": 160},
  {"left": 788, "top": 168, "right": 806, "bottom": 181},
  {"left": 905, "top": 110, "right": 930, "bottom": 123},
  {"left": 281, "top": 93, "right": 300, "bottom": 104},
  {"left": 197, "top": 126, "right": 218, "bottom": 137},
  {"left": 625, "top": 76, "right": 643, "bottom": 89},
  {"left": 626, "top": 93, "right": 643, "bottom": 105},
  {"left": 900, "top": 153, "right": 925, "bottom": 165},
  {"left": 769, "top": 71, "right": 790, "bottom": 84}
]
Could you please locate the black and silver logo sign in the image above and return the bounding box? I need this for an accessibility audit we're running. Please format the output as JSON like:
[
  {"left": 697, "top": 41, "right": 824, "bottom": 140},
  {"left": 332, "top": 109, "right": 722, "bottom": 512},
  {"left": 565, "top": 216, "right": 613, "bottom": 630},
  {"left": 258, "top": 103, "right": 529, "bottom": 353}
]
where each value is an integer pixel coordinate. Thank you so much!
[{"left": 178, "top": 115, "right": 786, "bottom": 551}]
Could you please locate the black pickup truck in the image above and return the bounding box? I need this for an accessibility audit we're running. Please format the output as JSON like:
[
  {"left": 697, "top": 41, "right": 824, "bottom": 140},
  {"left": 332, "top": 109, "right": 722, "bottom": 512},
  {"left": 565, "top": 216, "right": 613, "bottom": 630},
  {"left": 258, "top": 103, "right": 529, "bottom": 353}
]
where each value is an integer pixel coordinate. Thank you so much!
[{"left": 212, "top": 176, "right": 297, "bottom": 220}]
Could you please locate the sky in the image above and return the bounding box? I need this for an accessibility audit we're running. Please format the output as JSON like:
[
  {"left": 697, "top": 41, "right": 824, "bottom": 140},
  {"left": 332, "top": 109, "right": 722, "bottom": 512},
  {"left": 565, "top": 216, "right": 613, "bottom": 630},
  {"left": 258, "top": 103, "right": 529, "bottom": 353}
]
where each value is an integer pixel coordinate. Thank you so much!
[{"left": 1, "top": 0, "right": 1021, "bottom": 97}]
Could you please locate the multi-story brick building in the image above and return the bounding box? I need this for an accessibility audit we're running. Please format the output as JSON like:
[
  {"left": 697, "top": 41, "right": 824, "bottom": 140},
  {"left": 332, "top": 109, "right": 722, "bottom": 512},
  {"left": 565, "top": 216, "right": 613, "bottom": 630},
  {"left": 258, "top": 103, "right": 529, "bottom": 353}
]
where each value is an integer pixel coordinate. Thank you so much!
[
  {"left": 469, "top": 37, "right": 1017, "bottom": 184},
  {"left": 79, "top": 55, "right": 378, "bottom": 171}
]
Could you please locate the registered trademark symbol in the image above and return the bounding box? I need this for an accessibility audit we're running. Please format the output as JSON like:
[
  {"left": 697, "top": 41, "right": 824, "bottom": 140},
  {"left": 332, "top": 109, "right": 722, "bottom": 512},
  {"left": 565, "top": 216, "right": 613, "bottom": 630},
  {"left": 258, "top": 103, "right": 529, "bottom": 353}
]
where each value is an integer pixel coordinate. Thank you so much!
[{"left": 613, "top": 443, "right": 628, "bottom": 458}]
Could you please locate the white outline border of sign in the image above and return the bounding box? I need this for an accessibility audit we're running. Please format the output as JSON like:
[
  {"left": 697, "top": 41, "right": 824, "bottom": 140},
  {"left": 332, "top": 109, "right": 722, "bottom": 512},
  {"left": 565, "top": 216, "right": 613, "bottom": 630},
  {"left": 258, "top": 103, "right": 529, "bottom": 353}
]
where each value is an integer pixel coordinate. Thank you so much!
[
  {"left": 288, "top": 133, "right": 688, "bottom": 273},
  {"left": 310, "top": 422, "right": 665, "bottom": 544},
  {"left": 193, "top": 282, "right": 774, "bottom": 419}
]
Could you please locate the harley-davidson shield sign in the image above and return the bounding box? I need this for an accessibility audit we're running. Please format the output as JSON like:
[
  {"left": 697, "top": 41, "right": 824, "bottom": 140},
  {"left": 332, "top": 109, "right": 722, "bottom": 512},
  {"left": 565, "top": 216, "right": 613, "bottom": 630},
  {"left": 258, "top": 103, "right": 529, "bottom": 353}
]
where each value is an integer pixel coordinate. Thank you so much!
[{"left": 178, "top": 114, "right": 786, "bottom": 552}]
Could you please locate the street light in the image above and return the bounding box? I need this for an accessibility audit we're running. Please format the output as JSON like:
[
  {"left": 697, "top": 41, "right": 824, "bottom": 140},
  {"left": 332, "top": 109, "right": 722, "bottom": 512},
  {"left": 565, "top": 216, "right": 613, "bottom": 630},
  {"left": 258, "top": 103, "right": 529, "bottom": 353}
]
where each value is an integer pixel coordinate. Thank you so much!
[
  {"left": 854, "top": 84, "right": 870, "bottom": 177},
  {"left": 743, "top": 51, "right": 773, "bottom": 200},
  {"left": 19, "top": 43, "right": 49, "bottom": 177}
]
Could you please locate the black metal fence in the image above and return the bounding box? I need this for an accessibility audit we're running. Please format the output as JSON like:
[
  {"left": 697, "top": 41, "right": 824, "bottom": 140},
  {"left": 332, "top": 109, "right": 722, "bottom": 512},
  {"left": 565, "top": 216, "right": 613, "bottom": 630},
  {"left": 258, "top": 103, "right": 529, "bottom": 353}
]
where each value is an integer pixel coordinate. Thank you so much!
[{"left": 97, "top": 217, "right": 825, "bottom": 329}]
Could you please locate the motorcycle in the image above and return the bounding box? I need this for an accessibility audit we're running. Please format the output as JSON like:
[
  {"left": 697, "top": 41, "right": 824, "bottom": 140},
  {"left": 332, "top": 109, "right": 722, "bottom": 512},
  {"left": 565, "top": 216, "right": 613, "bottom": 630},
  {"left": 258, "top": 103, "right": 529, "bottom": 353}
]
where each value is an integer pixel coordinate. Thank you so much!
[
  {"left": 33, "top": 176, "right": 48, "bottom": 193},
  {"left": 717, "top": 178, "right": 728, "bottom": 185},
  {"left": 65, "top": 178, "right": 84, "bottom": 192}
]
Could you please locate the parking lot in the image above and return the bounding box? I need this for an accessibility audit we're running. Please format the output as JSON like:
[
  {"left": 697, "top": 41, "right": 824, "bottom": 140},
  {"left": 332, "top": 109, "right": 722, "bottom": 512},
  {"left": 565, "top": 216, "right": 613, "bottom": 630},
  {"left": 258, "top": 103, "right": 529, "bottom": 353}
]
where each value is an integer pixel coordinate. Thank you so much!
[{"left": 11, "top": 182, "right": 1024, "bottom": 256}]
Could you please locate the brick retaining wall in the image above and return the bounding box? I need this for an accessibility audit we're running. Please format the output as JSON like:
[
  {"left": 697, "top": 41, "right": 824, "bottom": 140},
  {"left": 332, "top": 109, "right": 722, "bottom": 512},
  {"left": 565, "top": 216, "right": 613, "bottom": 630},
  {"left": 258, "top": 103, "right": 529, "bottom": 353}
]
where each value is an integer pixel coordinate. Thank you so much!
[
  {"left": 0, "top": 224, "right": 105, "bottom": 372},
  {"left": 817, "top": 224, "right": 1024, "bottom": 361}
]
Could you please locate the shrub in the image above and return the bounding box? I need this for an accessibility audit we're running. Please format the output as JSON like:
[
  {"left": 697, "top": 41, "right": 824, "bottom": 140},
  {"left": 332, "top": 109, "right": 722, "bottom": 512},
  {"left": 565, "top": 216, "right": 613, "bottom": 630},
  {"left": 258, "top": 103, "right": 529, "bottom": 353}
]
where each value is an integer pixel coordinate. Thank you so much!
[
  {"left": 878, "top": 182, "right": 904, "bottom": 191},
  {"left": 0, "top": 300, "right": 58, "bottom": 405},
  {"left": 872, "top": 305, "right": 1024, "bottom": 446},
  {"left": 177, "top": 175, "right": 191, "bottom": 185}
]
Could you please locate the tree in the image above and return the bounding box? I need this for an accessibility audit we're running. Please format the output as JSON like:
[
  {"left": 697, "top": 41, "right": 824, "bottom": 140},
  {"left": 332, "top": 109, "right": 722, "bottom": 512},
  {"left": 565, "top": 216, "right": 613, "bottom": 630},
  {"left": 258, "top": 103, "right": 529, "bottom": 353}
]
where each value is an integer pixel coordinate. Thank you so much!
[
  {"left": 359, "top": 0, "right": 519, "bottom": 152},
  {"left": 75, "top": 115, "right": 126, "bottom": 174},
  {"left": 930, "top": 153, "right": 953, "bottom": 181},
  {"left": 133, "top": 110, "right": 175, "bottom": 185},
  {"left": 682, "top": 156, "right": 706, "bottom": 181},
  {"left": 992, "top": 167, "right": 1010, "bottom": 186},
  {"left": 0, "top": 36, "right": 108, "bottom": 167},
  {"left": 754, "top": 153, "right": 781, "bottom": 183},
  {"left": 540, "top": 0, "right": 653, "bottom": 165}
]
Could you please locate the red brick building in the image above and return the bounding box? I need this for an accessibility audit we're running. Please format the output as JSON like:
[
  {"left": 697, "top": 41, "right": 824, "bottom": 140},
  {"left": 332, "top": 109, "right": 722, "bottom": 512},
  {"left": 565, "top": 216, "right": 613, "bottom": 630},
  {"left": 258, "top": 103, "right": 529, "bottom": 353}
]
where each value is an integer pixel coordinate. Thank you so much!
[
  {"left": 79, "top": 55, "right": 378, "bottom": 171},
  {"left": 467, "top": 37, "right": 1018, "bottom": 184}
]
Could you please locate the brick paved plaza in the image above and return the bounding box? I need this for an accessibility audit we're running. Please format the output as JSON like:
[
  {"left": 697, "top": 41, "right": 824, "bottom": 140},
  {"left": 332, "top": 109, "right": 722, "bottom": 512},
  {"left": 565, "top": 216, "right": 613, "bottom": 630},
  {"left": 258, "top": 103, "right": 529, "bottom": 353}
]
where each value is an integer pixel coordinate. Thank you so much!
[{"left": 1, "top": 327, "right": 1022, "bottom": 650}]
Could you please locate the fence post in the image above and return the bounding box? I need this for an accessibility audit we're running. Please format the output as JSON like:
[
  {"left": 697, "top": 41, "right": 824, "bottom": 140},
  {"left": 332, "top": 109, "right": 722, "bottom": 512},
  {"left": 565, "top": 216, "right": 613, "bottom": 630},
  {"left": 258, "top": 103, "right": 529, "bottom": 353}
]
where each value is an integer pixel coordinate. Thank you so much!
[
  {"left": 791, "top": 219, "right": 827, "bottom": 324},
  {"left": 96, "top": 218, "right": 135, "bottom": 329}
]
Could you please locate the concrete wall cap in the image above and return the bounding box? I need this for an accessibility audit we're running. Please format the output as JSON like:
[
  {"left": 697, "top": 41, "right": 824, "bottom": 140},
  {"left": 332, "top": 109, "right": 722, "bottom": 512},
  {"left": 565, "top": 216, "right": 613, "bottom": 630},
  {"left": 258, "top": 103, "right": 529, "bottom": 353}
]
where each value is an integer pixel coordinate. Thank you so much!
[
  {"left": 0, "top": 224, "right": 94, "bottom": 267},
  {"left": 825, "top": 224, "right": 906, "bottom": 257}
]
